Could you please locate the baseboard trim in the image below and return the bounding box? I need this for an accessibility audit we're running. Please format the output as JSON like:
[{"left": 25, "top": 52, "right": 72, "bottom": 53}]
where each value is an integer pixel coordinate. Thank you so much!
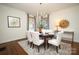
[
  {"left": 62, "top": 40, "right": 72, "bottom": 44},
  {"left": 62, "top": 39, "right": 79, "bottom": 45},
  {"left": 73, "top": 41, "right": 79, "bottom": 44},
  {"left": 0, "top": 38, "right": 27, "bottom": 45}
]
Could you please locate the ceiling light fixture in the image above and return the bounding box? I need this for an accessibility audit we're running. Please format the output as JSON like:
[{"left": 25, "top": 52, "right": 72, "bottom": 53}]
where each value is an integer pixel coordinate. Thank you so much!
[{"left": 40, "top": 3, "right": 42, "bottom": 5}]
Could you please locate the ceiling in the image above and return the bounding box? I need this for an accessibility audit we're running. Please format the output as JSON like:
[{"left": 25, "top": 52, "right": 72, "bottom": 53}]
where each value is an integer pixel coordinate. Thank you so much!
[{"left": 1, "top": 3, "right": 79, "bottom": 15}]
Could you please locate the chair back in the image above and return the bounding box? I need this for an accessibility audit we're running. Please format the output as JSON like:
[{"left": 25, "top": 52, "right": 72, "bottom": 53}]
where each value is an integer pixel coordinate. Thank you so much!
[
  {"left": 56, "top": 31, "right": 64, "bottom": 45},
  {"left": 31, "top": 32, "right": 40, "bottom": 44},
  {"left": 26, "top": 31, "right": 32, "bottom": 42}
]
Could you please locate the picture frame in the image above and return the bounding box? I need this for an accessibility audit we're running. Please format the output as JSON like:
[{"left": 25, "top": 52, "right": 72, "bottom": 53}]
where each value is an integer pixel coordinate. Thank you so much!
[{"left": 7, "top": 16, "right": 21, "bottom": 28}]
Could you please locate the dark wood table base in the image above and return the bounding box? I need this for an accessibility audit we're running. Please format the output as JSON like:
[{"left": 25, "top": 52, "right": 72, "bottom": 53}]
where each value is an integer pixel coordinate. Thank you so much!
[{"left": 39, "top": 34, "right": 54, "bottom": 50}]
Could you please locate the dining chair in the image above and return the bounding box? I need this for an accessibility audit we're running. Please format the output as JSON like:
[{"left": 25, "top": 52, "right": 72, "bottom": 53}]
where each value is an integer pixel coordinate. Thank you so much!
[
  {"left": 26, "top": 31, "right": 33, "bottom": 48},
  {"left": 48, "top": 31, "right": 64, "bottom": 53},
  {"left": 31, "top": 32, "right": 44, "bottom": 52}
]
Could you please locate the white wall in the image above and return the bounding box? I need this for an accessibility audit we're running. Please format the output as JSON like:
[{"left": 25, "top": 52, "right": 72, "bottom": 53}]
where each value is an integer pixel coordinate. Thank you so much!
[
  {"left": 49, "top": 5, "right": 79, "bottom": 42},
  {"left": 0, "top": 5, "right": 27, "bottom": 44}
]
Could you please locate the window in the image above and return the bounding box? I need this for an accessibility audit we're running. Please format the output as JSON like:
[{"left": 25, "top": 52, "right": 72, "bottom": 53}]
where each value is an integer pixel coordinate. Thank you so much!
[{"left": 27, "top": 14, "right": 36, "bottom": 31}]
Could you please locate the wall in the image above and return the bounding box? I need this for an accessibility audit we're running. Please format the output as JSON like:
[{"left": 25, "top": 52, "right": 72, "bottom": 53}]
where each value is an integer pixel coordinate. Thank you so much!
[
  {"left": 0, "top": 5, "right": 27, "bottom": 44},
  {"left": 49, "top": 5, "right": 79, "bottom": 42}
]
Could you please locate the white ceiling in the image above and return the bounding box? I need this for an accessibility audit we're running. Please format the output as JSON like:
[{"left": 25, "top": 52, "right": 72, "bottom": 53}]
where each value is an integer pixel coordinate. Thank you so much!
[{"left": 1, "top": 3, "right": 79, "bottom": 15}]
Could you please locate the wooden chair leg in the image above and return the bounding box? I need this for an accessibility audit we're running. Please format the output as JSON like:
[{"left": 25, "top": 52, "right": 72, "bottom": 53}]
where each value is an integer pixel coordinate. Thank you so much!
[
  {"left": 44, "top": 43, "right": 46, "bottom": 50},
  {"left": 56, "top": 46, "right": 58, "bottom": 53},
  {"left": 31, "top": 42, "right": 33, "bottom": 48},
  {"left": 29, "top": 42, "right": 32, "bottom": 48},
  {"left": 47, "top": 43, "right": 49, "bottom": 49},
  {"left": 28, "top": 41, "right": 29, "bottom": 45},
  {"left": 32, "top": 44, "right": 34, "bottom": 48},
  {"left": 59, "top": 45, "right": 61, "bottom": 49},
  {"left": 38, "top": 46, "right": 40, "bottom": 52},
  {"left": 31, "top": 43, "right": 32, "bottom": 47},
  {"left": 30, "top": 43, "right": 31, "bottom": 48}
]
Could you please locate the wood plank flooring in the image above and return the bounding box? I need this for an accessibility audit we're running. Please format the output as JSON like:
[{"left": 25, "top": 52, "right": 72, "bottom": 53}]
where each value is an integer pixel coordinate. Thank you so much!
[
  {"left": 0, "top": 40, "right": 28, "bottom": 55},
  {"left": 71, "top": 42, "right": 79, "bottom": 55},
  {"left": 0, "top": 39, "right": 79, "bottom": 55}
]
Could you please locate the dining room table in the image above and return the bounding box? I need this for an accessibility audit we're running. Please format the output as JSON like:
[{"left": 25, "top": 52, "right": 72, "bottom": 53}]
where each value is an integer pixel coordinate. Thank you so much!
[{"left": 39, "top": 32, "right": 55, "bottom": 50}]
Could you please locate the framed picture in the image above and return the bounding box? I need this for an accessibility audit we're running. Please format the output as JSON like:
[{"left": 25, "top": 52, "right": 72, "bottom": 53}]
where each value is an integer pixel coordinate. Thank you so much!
[{"left": 7, "top": 16, "right": 20, "bottom": 28}]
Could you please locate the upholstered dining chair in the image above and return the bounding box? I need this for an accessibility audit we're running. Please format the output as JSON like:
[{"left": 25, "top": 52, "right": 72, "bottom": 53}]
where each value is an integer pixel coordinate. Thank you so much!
[
  {"left": 26, "top": 31, "right": 33, "bottom": 48},
  {"left": 31, "top": 32, "right": 44, "bottom": 52},
  {"left": 48, "top": 31, "right": 64, "bottom": 53}
]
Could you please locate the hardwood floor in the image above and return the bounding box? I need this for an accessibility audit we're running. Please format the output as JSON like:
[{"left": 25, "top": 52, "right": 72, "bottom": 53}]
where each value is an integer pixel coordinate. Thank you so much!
[
  {"left": 0, "top": 39, "right": 28, "bottom": 55},
  {"left": 62, "top": 39, "right": 79, "bottom": 55},
  {"left": 0, "top": 39, "right": 79, "bottom": 55},
  {"left": 72, "top": 42, "right": 79, "bottom": 55}
]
